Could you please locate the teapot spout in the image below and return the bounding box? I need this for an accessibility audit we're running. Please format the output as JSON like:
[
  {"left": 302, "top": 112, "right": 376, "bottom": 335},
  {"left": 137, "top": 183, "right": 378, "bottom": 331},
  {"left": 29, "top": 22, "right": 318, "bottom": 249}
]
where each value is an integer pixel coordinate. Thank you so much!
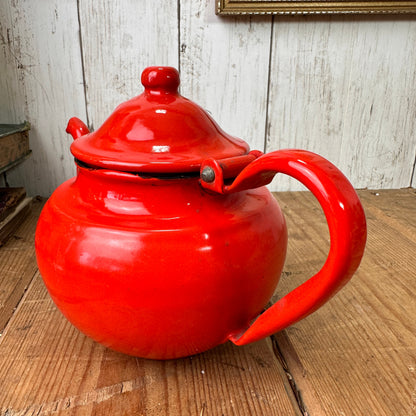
[{"left": 66, "top": 117, "right": 90, "bottom": 140}]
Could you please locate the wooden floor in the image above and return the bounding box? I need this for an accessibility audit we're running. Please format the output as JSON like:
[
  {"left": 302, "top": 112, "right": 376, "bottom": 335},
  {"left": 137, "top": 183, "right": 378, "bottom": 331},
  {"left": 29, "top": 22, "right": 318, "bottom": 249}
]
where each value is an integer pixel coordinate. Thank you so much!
[{"left": 0, "top": 189, "right": 415, "bottom": 416}]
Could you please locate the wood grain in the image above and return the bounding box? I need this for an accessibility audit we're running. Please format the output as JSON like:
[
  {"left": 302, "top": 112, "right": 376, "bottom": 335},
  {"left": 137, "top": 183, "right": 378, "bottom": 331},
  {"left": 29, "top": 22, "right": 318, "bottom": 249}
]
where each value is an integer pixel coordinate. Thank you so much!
[
  {"left": 1, "top": 3, "right": 416, "bottom": 196},
  {"left": 0, "top": 197, "right": 32, "bottom": 247},
  {"left": 0, "top": 199, "right": 42, "bottom": 333},
  {"left": 266, "top": 17, "right": 416, "bottom": 192},
  {"left": 272, "top": 189, "right": 416, "bottom": 415},
  {"left": 78, "top": 0, "right": 179, "bottom": 131},
  {"left": 179, "top": 4, "right": 272, "bottom": 153},
  {"left": 0, "top": 0, "right": 87, "bottom": 197},
  {"left": 0, "top": 8, "right": 27, "bottom": 125},
  {"left": 0, "top": 131, "right": 30, "bottom": 171},
  {"left": 0, "top": 189, "right": 414, "bottom": 415},
  {"left": 0, "top": 187, "right": 26, "bottom": 222},
  {"left": 0, "top": 274, "right": 298, "bottom": 416}
]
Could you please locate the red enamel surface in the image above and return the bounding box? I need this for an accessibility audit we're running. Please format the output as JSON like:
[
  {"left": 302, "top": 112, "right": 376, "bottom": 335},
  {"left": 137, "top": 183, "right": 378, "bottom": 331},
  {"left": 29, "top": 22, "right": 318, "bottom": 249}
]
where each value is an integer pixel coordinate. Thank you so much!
[
  {"left": 36, "top": 168, "right": 286, "bottom": 359},
  {"left": 35, "top": 66, "right": 366, "bottom": 359},
  {"left": 70, "top": 67, "right": 248, "bottom": 173},
  {"left": 220, "top": 150, "right": 367, "bottom": 345}
]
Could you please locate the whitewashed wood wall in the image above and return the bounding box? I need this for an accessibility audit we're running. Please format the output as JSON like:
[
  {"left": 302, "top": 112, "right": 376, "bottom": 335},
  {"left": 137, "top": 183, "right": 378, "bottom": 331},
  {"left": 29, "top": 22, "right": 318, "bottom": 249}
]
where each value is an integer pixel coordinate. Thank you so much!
[{"left": 1, "top": 0, "right": 416, "bottom": 196}]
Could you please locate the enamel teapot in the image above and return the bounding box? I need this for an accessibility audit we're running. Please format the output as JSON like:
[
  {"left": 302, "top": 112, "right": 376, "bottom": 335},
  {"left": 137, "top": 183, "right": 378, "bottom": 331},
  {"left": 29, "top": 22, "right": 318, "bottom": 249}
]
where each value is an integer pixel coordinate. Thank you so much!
[{"left": 35, "top": 67, "right": 366, "bottom": 359}]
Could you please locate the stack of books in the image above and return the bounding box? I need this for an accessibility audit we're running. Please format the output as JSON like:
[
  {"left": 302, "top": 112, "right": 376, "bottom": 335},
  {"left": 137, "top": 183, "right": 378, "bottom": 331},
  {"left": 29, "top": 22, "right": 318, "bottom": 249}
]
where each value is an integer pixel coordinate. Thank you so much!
[{"left": 0, "top": 122, "right": 32, "bottom": 245}]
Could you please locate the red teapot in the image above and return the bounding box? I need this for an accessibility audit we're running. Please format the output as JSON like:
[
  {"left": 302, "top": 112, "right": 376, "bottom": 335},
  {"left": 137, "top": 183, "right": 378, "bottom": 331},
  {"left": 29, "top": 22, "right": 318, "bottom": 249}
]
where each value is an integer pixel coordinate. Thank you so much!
[{"left": 35, "top": 67, "right": 366, "bottom": 359}]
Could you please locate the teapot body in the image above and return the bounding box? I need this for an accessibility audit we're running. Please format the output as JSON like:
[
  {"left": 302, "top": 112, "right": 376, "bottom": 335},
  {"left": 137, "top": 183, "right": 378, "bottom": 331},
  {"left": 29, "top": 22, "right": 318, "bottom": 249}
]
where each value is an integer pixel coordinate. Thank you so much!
[
  {"left": 35, "top": 67, "right": 366, "bottom": 359},
  {"left": 35, "top": 166, "right": 287, "bottom": 359}
]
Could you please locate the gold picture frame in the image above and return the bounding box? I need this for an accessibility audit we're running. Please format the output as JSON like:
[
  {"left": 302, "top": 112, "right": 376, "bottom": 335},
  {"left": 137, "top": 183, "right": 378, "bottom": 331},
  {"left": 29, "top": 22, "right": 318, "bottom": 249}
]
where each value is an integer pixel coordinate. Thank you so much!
[{"left": 216, "top": 0, "right": 416, "bottom": 15}]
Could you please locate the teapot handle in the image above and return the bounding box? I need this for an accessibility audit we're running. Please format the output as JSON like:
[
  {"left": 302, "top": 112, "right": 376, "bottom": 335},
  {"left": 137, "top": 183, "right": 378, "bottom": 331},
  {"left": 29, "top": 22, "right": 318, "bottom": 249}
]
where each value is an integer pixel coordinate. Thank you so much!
[{"left": 200, "top": 150, "right": 367, "bottom": 345}]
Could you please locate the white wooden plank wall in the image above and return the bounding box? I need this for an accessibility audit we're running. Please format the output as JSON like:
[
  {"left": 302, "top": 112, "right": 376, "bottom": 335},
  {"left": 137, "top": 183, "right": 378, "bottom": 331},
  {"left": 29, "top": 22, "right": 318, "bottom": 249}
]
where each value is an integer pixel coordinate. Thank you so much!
[
  {"left": 78, "top": 0, "right": 179, "bottom": 130},
  {"left": 267, "top": 16, "right": 416, "bottom": 191},
  {"left": 1, "top": 1, "right": 415, "bottom": 196},
  {"left": 1, "top": 0, "right": 87, "bottom": 196},
  {"left": 180, "top": 2, "right": 272, "bottom": 153}
]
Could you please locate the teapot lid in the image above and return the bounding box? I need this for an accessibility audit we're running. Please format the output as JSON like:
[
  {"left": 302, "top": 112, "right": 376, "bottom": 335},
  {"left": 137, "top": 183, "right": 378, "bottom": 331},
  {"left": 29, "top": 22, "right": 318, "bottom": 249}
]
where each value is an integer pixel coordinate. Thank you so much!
[{"left": 70, "top": 67, "right": 249, "bottom": 173}]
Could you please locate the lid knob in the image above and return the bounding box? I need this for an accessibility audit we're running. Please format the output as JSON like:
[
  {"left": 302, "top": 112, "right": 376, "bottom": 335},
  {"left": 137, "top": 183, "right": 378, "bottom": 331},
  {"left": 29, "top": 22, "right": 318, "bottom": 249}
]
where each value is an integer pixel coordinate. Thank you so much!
[{"left": 141, "top": 66, "right": 180, "bottom": 93}]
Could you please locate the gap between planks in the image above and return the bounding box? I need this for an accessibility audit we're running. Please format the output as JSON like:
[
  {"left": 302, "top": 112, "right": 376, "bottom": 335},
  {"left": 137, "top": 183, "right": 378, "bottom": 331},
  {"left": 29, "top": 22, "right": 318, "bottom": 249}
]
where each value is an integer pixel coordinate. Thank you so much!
[
  {"left": 272, "top": 189, "right": 416, "bottom": 416},
  {"left": 0, "top": 272, "right": 302, "bottom": 415},
  {"left": 1, "top": 189, "right": 414, "bottom": 415},
  {"left": 0, "top": 250, "right": 301, "bottom": 414},
  {"left": 0, "top": 198, "right": 44, "bottom": 334},
  {"left": 0, "top": 270, "right": 37, "bottom": 339}
]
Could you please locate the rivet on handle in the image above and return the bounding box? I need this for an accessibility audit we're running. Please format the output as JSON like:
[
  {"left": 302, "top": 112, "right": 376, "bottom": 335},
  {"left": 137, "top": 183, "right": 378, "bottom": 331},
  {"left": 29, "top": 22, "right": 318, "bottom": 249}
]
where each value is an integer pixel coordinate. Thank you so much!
[{"left": 201, "top": 167, "right": 216, "bottom": 183}]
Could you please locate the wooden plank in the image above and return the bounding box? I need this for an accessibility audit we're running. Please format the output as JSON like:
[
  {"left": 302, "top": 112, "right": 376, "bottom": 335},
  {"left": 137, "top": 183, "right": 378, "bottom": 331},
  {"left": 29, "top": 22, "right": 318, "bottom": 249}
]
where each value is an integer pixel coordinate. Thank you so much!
[
  {"left": 179, "top": 5, "right": 272, "bottom": 153},
  {"left": 272, "top": 189, "right": 416, "bottom": 415},
  {"left": 0, "top": 187, "right": 26, "bottom": 222},
  {"left": 1, "top": 188, "right": 414, "bottom": 415},
  {"left": 78, "top": 0, "right": 179, "bottom": 131},
  {"left": 0, "top": 273, "right": 299, "bottom": 416},
  {"left": 266, "top": 18, "right": 416, "bottom": 191},
  {"left": 0, "top": 153, "right": 32, "bottom": 177},
  {"left": 0, "top": 123, "right": 30, "bottom": 138},
  {"left": 0, "top": 0, "right": 87, "bottom": 197},
  {"left": 0, "top": 131, "right": 30, "bottom": 170},
  {"left": 0, "top": 123, "right": 31, "bottom": 175},
  {"left": 0, "top": 198, "right": 43, "bottom": 333},
  {"left": 0, "top": 12, "right": 27, "bottom": 124},
  {"left": 0, "top": 197, "right": 32, "bottom": 247},
  {"left": 2, "top": 4, "right": 416, "bottom": 197},
  {"left": 358, "top": 188, "right": 416, "bottom": 234}
]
